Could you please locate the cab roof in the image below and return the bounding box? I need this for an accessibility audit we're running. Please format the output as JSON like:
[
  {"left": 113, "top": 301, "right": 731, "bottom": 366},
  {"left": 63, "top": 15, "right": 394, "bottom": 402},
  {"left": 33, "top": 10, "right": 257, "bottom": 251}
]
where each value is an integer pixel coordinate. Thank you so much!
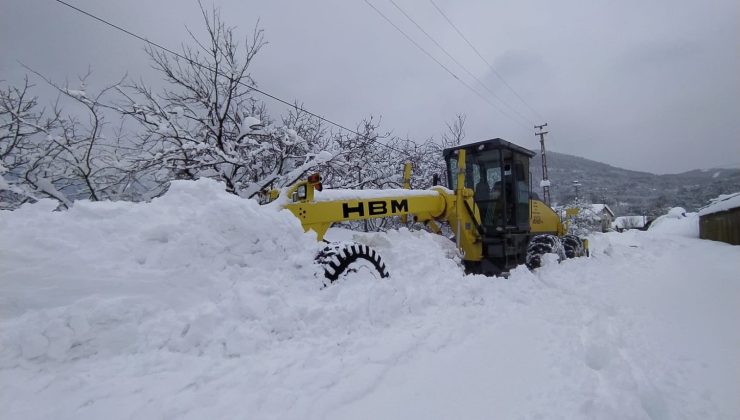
[{"left": 442, "top": 138, "right": 536, "bottom": 159}]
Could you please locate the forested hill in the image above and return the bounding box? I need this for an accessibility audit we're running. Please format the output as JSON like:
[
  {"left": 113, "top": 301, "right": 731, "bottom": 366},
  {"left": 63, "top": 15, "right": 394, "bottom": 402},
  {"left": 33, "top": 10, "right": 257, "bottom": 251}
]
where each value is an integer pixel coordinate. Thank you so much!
[{"left": 530, "top": 151, "right": 740, "bottom": 214}]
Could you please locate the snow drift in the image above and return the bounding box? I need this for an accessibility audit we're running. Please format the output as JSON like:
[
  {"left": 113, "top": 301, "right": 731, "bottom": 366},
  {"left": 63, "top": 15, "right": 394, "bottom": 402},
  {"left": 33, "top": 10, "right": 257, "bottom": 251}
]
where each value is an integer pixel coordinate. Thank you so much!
[
  {"left": 1, "top": 180, "right": 739, "bottom": 420},
  {"left": 648, "top": 206, "right": 699, "bottom": 237}
]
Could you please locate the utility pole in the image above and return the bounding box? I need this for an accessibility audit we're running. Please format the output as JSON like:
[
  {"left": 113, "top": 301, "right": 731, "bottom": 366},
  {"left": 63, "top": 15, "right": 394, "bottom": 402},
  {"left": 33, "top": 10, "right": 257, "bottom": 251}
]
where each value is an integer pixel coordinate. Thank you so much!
[{"left": 534, "top": 123, "right": 551, "bottom": 206}]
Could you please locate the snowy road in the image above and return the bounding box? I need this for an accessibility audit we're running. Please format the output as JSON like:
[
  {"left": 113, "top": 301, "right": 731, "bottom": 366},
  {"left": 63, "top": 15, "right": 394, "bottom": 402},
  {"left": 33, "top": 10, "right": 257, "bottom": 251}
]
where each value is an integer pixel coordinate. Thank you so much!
[
  {"left": 328, "top": 231, "right": 740, "bottom": 420},
  {"left": 1, "top": 180, "right": 738, "bottom": 419}
]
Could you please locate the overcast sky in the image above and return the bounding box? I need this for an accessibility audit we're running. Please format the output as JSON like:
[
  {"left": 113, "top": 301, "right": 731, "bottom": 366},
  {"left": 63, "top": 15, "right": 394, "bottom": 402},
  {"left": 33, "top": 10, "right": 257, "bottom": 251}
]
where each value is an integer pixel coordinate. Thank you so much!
[{"left": 2, "top": 0, "right": 738, "bottom": 173}]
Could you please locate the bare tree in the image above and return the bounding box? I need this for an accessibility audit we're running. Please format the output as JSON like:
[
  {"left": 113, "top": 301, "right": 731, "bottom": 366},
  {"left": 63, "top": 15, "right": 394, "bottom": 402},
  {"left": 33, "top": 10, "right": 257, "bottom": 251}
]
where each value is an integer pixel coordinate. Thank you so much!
[
  {"left": 0, "top": 77, "right": 59, "bottom": 207},
  {"left": 117, "top": 4, "right": 332, "bottom": 198},
  {"left": 423, "top": 113, "right": 466, "bottom": 188},
  {"left": 28, "top": 69, "right": 139, "bottom": 205},
  {"left": 441, "top": 113, "right": 466, "bottom": 149},
  {"left": 1, "top": 67, "right": 145, "bottom": 209},
  {"left": 320, "top": 117, "right": 397, "bottom": 188}
]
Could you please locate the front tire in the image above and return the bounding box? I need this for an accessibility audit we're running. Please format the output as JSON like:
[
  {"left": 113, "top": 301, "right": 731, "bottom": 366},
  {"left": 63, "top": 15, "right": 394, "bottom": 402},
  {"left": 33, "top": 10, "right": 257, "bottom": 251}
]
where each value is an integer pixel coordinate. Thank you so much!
[
  {"left": 562, "top": 234, "right": 586, "bottom": 259},
  {"left": 525, "top": 234, "right": 565, "bottom": 269},
  {"left": 315, "top": 241, "right": 390, "bottom": 284}
]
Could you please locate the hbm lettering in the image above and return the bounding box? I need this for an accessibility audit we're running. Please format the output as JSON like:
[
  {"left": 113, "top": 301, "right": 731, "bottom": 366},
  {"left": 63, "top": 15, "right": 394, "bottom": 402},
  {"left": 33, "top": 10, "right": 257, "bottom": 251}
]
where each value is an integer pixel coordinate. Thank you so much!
[{"left": 342, "top": 199, "right": 409, "bottom": 218}]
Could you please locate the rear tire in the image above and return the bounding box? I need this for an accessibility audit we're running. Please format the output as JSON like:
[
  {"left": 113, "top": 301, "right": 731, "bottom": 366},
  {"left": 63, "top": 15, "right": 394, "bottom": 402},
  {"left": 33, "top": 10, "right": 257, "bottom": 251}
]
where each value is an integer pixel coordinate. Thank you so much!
[
  {"left": 525, "top": 234, "right": 565, "bottom": 269},
  {"left": 562, "top": 234, "right": 585, "bottom": 259},
  {"left": 315, "top": 241, "right": 389, "bottom": 284}
]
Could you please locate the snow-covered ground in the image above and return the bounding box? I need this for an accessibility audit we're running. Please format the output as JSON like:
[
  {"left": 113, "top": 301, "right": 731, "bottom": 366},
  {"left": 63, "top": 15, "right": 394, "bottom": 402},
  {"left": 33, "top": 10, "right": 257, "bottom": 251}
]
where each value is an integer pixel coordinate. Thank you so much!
[{"left": 1, "top": 180, "right": 738, "bottom": 420}]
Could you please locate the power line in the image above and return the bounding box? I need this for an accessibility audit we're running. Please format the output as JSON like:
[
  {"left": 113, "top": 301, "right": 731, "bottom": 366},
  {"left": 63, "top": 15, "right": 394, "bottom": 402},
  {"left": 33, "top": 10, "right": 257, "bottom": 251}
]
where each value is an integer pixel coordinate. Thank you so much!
[
  {"left": 388, "top": 0, "right": 532, "bottom": 126},
  {"left": 52, "top": 0, "right": 412, "bottom": 157},
  {"left": 363, "top": 0, "right": 530, "bottom": 131},
  {"left": 429, "top": 0, "right": 544, "bottom": 121}
]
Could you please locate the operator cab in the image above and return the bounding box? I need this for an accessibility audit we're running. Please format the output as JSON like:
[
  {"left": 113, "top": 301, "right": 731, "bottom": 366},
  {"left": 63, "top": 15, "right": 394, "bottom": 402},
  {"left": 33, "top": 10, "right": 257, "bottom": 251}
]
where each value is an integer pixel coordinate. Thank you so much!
[{"left": 443, "top": 138, "right": 536, "bottom": 234}]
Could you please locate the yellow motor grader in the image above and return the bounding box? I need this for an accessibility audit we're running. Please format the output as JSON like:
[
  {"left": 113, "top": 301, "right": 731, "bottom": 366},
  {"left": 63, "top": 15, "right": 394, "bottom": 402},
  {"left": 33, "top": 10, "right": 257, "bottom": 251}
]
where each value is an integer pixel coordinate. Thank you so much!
[{"left": 272, "top": 138, "right": 587, "bottom": 281}]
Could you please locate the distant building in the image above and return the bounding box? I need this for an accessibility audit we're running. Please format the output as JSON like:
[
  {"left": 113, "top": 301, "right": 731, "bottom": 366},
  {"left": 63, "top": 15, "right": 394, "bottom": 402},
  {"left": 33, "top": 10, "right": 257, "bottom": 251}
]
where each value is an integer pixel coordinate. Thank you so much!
[
  {"left": 589, "top": 204, "right": 615, "bottom": 232},
  {"left": 555, "top": 203, "right": 615, "bottom": 233},
  {"left": 613, "top": 215, "right": 649, "bottom": 232},
  {"left": 698, "top": 192, "right": 740, "bottom": 245}
]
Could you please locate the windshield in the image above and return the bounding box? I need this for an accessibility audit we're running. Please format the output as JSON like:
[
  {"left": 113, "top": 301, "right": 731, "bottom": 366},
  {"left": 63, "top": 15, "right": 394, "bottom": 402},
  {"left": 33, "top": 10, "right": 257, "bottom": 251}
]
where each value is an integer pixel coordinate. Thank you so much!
[
  {"left": 448, "top": 148, "right": 530, "bottom": 231},
  {"left": 448, "top": 150, "right": 501, "bottom": 190}
]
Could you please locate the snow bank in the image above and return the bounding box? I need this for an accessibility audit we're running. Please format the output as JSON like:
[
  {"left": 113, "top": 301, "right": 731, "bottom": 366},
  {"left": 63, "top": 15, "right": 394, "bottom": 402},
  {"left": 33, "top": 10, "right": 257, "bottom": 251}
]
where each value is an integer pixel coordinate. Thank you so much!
[
  {"left": 0, "top": 179, "right": 324, "bottom": 361},
  {"left": 649, "top": 206, "right": 699, "bottom": 237}
]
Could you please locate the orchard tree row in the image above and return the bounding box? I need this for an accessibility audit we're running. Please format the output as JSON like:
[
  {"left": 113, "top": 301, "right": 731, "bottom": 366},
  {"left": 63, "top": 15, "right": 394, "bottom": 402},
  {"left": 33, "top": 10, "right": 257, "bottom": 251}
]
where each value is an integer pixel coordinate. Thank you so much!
[{"left": 1, "top": 6, "right": 465, "bottom": 214}]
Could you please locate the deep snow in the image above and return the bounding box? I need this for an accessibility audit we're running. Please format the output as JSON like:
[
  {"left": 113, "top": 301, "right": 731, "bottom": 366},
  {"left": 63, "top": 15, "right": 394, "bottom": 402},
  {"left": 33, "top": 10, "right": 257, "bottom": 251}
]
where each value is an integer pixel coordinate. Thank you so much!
[{"left": 1, "top": 179, "right": 738, "bottom": 420}]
